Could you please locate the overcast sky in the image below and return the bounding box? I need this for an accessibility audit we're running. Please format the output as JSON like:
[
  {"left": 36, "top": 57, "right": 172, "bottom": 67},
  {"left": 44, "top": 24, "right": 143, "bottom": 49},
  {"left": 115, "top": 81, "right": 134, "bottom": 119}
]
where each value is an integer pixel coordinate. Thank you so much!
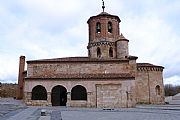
[{"left": 0, "top": 0, "right": 180, "bottom": 85}]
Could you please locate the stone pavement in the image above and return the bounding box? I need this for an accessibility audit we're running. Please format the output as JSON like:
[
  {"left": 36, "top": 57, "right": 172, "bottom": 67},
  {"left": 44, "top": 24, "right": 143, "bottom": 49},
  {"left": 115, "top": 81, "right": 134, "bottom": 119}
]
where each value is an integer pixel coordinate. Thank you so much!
[
  {"left": 2, "top": 105, "right": 180, "bottom": 120},
  {"left": 61, "top": 106, "right": 180, "bottom": 120},
  {"left": 0, "top": 98, "right": 27, "bottom": 120},
  {"left": 1, "top": 98, "right": 180, "bottom": 120},
  {"left": 5, "top": 107, "right": 39, "bottom": 120}
]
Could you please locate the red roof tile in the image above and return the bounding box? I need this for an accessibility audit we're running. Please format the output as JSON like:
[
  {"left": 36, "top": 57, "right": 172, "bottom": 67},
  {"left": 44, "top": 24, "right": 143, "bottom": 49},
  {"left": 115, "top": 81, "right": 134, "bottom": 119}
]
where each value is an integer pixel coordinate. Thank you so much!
[
  {"left": 26, "top": 73, "right": 135, "bottom": 80},
  {"left": 137, "top": 63, "right": 164, "bottom": 68},
  {"left": 27, "top": 57, "right": 130, "bottom": 63}
]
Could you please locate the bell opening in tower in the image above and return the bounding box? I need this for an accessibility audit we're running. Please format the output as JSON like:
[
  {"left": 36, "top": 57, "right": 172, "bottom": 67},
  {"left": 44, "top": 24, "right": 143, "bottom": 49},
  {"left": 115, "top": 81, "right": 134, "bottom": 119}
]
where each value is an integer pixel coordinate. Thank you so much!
[
  {"left": 96, "top": 22, "right": 101, "bottom": 33},
  {"left": 108, "top": 22, "right": 112, "bottom": 33}
]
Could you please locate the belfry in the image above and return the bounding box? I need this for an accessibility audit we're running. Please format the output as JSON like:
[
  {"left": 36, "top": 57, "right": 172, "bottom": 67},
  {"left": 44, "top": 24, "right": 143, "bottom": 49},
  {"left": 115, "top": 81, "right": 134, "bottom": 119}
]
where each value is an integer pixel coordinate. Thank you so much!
[{"left": 17, "top": 2, "right": 165, "bottom": 108}]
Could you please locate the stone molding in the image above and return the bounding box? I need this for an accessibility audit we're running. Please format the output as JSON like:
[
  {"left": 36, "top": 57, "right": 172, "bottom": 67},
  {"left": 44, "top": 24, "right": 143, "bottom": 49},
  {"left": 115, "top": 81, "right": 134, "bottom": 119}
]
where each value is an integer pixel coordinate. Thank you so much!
[
  {"left": 137, "top": 66, "right": 163, "bottom": 71},
  {"left": 87, "top": 41, "right": 115, "bottom": 49},
  {"left": 25, "top": 73, "right": 135, "bottom": 80}
]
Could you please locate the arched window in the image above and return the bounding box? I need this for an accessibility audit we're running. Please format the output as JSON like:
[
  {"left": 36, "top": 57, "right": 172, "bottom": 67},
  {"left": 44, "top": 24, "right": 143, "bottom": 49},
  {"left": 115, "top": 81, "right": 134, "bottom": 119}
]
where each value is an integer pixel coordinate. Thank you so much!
[
  {"left": 108, "top": 22, "right": 112, "bottom": 33},
  {"left": 96, "top": 22, "right": 101, "bottom": 33},
  {"left": 31, "top": 85, "right": 47, "bottom": 100},
  {"left": 109, "top": 47, "right": 113, "bottom": 57},
  {"left": 71, "top": 85, "right": 87, "bottom": 100},
  {"left": 97, "top": 47, "right": 101, "bottom": 58},
  {"left": 155, "top": 85, "right": 160, "bottom": 95}
]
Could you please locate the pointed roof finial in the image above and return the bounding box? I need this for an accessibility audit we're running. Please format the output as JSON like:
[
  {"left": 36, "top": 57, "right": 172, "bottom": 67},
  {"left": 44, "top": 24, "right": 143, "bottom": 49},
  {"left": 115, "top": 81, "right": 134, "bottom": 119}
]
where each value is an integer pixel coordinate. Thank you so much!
[{"left": 102, "top": 0, "right": 105, "bottom": 12}]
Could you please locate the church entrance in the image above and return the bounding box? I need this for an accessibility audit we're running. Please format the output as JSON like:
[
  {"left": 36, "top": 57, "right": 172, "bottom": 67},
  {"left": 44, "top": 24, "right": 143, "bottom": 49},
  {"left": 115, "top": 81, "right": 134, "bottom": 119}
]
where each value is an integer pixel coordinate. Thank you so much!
[{"left": 51, "top": 85, "right": 67, "bottom": 106}]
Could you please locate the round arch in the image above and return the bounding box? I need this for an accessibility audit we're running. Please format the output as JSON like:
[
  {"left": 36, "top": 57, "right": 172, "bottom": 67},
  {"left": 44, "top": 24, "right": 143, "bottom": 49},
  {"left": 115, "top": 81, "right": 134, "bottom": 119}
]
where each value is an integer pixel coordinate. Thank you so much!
[
  {"left": 109, "top": 47, "right": 113, "bottom": 57},
  {"left": 96, "top": 22, "right": 101, "bottom": 33},
  {"left": 155, "top": 85, "right": 160, "bottom": 95},
  {"left": 51, "top": 85, "right": 67, "bottom": 106},
  {"left": 108, "top": 21, "right": 112, "bottom": 33},
  {"left": 31, "top": 85, "right": 47, "bottom": 100},
  {"left": 71, "top": 85, "right": 87, "bottom": 100},
  {"left": 97, "top": 47, "right": 101, "bottom": 58}
]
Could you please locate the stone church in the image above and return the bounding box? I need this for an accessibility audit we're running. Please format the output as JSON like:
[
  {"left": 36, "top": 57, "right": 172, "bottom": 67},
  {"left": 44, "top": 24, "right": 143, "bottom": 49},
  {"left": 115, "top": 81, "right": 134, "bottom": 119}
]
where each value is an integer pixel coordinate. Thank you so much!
[{"left": 17, "top": 7, "right": 165, "bottom": 108}]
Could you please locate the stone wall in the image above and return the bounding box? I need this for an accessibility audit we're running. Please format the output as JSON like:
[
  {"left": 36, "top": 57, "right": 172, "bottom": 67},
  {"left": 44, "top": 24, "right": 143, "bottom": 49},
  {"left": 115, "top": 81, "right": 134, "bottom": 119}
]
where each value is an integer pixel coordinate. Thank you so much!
[
  {"left": 116, "top": 39, "right": 129, "bottom": 59},
  {"left": 136, "top": 68, "right": 164, "bottom": 104},
  {"left": 0, "top": 83, "right": 18, "bottom": 98},
  {"left": 27, "top": 61, "right": 134, "bottom": 78}
]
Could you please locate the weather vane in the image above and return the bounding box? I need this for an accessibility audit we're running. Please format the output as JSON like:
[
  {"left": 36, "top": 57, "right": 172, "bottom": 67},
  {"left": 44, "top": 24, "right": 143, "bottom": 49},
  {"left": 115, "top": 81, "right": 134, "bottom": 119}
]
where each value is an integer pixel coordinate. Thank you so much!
[{"left": 102, "top": 0, "right": 105, "bottom": 12}]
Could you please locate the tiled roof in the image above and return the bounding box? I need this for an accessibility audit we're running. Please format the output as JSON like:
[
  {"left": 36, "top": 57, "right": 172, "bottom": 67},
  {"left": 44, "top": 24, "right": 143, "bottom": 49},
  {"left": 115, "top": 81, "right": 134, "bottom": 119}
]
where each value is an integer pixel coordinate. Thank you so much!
[
  {"left": 27, "top": 57, "right": 130, "bottom": 63},
  {"left": 137, "top": 63, "right": 164, "bottom": 68},
  {"left": 98, "top": 12, "right": 111, "bottom": 15},
  {"left": 128, "top": 56, "right": 138, "bottom": 60},
  {"left": 26, "top": 73, "right": 135, "bottom": 80},
  {"left": 87, "top": 12, "right": 121, "bottom": 23},
  {"left": 117, "top": 33, "right": 128, "bottom": 41}
]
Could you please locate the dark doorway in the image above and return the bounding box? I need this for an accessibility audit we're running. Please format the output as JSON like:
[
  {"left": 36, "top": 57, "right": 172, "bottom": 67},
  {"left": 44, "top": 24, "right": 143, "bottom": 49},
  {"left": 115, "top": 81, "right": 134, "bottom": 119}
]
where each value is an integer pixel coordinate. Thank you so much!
[{"left": 51, "top": 85, "right": 67, "bottom": 106}]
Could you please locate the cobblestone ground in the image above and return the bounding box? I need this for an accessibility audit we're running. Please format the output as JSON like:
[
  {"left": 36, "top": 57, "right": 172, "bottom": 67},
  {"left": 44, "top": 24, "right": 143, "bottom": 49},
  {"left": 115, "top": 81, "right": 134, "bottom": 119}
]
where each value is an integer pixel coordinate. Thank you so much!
[{"left": 1, "top": 98, "right": 180, "bottom": 120}]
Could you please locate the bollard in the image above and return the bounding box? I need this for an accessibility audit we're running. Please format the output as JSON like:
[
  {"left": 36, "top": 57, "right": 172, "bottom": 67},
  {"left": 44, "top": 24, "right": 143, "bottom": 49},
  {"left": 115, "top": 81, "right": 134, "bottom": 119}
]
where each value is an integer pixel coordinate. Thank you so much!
[{"left": 41, "top": 109, "right": 46, "bottom": 116}]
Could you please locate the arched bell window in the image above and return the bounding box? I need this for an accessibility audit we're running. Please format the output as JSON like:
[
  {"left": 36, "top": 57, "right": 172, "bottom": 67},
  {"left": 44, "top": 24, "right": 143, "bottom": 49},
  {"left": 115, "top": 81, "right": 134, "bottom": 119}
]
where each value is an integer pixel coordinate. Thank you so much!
[
  {"left": 96, "top": 22, "right": 101, "bottom": 33},
  {"left": 109, "top": 47, "right": 113, "bottom": 57},
  {"left": 108, "top": 22, "right": 112, "bottom": 33},
  {"left": 97, "top": 47, "right": 101, "bottom": 58}
]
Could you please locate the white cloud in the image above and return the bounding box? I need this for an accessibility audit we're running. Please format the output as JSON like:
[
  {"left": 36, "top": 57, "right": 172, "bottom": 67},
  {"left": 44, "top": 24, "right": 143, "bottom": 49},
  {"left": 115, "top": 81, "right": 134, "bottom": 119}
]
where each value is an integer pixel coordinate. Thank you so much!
[
  {"left": 114, "top": 1, "right": 180, "bottom": 86},
  {"left": 0, "top": 0, "right": 180, "bottom": 84},
  {"left": 0, "top": 55, "right": 19, "bottom": 83},
  {"left": 164, "top": 75, "right": 180, "bottom": 85}
]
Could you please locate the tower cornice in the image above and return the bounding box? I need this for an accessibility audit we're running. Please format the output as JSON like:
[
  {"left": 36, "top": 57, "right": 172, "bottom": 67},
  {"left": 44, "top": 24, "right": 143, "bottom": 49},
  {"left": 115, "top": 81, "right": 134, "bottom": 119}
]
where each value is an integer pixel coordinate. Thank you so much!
[{"left": 87, "top": 12, "right": 121, "bottom": 23}]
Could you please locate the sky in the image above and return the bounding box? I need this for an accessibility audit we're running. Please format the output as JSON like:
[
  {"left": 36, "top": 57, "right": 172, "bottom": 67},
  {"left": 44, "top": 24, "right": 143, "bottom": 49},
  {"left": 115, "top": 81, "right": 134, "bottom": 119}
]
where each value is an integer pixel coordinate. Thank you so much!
[{"left": 0, "top": 0, "right": 180, "bottom": 85}]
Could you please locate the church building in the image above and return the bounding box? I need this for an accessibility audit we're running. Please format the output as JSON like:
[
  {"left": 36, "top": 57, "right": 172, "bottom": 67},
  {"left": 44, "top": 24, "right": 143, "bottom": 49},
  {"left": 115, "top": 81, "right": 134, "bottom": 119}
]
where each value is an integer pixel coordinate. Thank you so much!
[{"left": 17, "top": 4, "right": 164, "bottom": 108}]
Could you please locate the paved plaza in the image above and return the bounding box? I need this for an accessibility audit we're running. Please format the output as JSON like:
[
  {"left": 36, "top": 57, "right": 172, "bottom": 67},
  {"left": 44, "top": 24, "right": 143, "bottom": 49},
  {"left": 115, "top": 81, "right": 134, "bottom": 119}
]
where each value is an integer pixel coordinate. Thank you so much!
[{"left": 0, "top": 98, "right": 180, "bottom": 120}]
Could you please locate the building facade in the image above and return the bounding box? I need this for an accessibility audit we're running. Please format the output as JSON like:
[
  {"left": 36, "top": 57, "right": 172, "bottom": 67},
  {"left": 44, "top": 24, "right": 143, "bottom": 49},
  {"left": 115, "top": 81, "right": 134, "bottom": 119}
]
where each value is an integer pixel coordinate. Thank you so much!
[{"left": 17, "top": 10, "right": 164, "bottom": 108}]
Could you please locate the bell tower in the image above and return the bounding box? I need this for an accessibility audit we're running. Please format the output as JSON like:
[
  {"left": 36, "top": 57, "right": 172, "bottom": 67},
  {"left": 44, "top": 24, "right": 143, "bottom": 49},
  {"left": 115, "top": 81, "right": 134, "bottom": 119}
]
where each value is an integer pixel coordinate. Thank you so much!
[{"left": 87, "top": 1, "right": 128, "bottom": 59}]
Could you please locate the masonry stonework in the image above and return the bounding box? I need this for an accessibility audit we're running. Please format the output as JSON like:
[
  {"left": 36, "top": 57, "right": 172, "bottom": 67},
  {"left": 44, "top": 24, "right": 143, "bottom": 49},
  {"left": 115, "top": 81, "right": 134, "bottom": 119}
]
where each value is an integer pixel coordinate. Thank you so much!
[
  {"left": 0, "top": 83, "right": 17, "bottom": 98},
  {"left": 19, "top": 9, "right": 165, "bottom": 108}
]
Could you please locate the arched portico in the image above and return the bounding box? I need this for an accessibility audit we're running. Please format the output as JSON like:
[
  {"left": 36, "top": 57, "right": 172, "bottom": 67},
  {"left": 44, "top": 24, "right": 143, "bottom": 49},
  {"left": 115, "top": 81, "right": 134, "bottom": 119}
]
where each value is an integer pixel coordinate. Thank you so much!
[
  {"left": 31, "top": 85, "right": 47, "bottom": 100},
  {"left": 51, "top": 85, "right": 67, "bottom": 106},
  {"left": 71, "top": 85, "right": 87, "bottom": 100}
]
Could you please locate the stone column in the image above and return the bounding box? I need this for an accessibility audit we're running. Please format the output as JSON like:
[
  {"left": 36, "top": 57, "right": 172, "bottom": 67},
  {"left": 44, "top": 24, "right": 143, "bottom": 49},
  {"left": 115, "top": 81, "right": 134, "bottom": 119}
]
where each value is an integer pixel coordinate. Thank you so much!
[
  {"left": 25, "top": 92, "right": 32, "bottom": 105},
  {"left": 87, "top": 92, "right": 92, "bottom": 107},
  {"left": 47, "top": 92, "right": 52, "bottom": 106},
  {"left": 66, "top": 92, "right": 71, "bottom": 107}
]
